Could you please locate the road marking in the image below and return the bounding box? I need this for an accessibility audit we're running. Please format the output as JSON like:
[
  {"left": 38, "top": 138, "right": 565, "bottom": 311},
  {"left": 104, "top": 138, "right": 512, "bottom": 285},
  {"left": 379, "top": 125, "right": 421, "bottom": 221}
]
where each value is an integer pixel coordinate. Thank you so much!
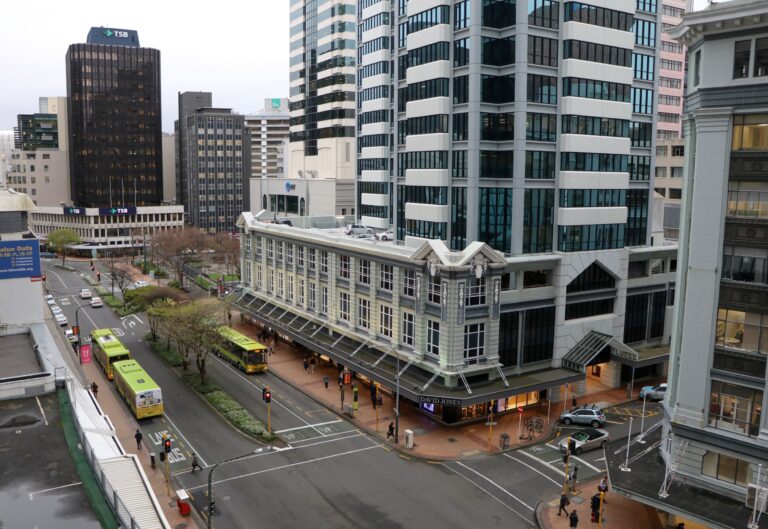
[
  {"left": 443, "top": 464, "right": 535, "bottom": 527},
  {"left": 111, "top": 327, "right": 125, "bottom": 337},
  {"left": 504, "top": 454, "right": 562, "bottom": 487},
  {"left": 35, "top": 396, "right": 49, "bottom": 426},
  {"left": 29, "top": 481, "right": 82, "bottom": 500},
  {"left": 454, "top": 462, "right": 534, "bottom": 512},
  {"left": 71, "top": 297, "right": 99, "bottom": 329},
  {"left": 518, "top": 449, "right": 566, "bottom": 477},
  {"left": 275, "top": 419, "right": 342, "bottom": 434},
  {"left": 163, "top": 413, "right": 209, "bottom": 467},
  {"left": 571, "top": 455, "right": 602, "bottom": 473},
  {"left": 45, "top": 268, "right": 68, "bottom": 288},
  {"left": 288, "top": 431, "right": 364, "bottom": 449},
  {"left": 185, "top": 444, "right": 382, "bottom": 491},
  {"left": 605, "top": 420, "right": 624, "bottom": 425}
]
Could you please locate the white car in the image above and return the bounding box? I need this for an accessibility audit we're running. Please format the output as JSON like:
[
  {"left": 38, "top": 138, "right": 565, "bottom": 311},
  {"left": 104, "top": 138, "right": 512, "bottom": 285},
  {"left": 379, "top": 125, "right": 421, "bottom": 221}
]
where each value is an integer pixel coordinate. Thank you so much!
[
  {"left": 133, "top": 280, "right": 149, "bottom": 289},
  {"left": 45, "top": 294, "right": 56, "bottom": 306},
  {"left": 79, "top": 288, "right": 92, "bottom": 299},
  {"left": 90, "top": 297, "right": 103, "bottom": 308},
  {"left": 50, "top": 305, "right": 63, "bottom": 316},
  {"left": 639, "top": 383, "right": 668, "bottom": 401},
  {"left": 375, "top": 231, "right": 394, "bottom": 241},
  {"left": 55, "top": 313, "right": 68, "bottom": 326},
  {"left": 64, "top": 328, "right": 79, "bottom": 344}
]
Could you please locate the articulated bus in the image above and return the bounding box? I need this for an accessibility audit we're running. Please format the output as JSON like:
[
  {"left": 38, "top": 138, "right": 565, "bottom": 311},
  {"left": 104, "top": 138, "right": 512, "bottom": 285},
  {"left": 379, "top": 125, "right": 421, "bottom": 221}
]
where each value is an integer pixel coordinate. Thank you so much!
[
  {"left": 91, "top": 328, "right": 131, "bottom": 380},
  {"left": 112, "top": 359, "right": 164, "bottom": 419},
  {"left": 215, "top": 327, "right": 268, "bottom": 373}
]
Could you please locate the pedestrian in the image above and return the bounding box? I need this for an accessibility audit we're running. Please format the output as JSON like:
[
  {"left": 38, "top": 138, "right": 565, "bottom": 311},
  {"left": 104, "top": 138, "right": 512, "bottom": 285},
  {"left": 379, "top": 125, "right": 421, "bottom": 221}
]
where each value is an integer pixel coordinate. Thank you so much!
[
  {"left": 386, "top": 422, "right": 395, "bottom": 440},
  {"left": 558, "top": 492, "right": 570, "bottom": 516},
  {"left": 309, "top": 356, "right": 316, "bottom": 374},
  {"left": 90, "top": 260, "right": 93, "bottom": 267},
  {"left": 191, "top": 453, "right": 202, "bottom": 473},
  {"left": 570, "top": 465, "right": 579, "bottom": 491},
  {"left": 268, "top": 344, "right": 273, "bottom": 357},
  {"left": 598, "top": 477, "right": 609, "bottom": 503},
  {"left": 323, "top": 376, "right": 329, "bottom": 390},
  {"left": 569, "top": 510, "right": 579, "bottom": 528},
  {"left": 135, "top": 429, "right": 143, "bottom": 450},
  {"left": 303, "top": 357, "right": 309, "bottom": 373},
  {"left": 90, "top": 382, "right": 98, "bottom": 398}
]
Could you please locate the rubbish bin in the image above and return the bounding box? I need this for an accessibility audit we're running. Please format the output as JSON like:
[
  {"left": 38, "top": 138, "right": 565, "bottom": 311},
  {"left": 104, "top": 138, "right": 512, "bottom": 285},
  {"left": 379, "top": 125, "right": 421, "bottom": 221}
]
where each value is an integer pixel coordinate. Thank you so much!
[
  {"left": 343, "top": 403, "right": 355, "bottom": 417},
  {"left": 176, "top": 489, "right": 191, "bottom": 516},
  {"left": 500, "top": 433, "right": 510, "bottom": 450},
  {"left": 404, "top": 429, "right": 414, "bottom": 449}
]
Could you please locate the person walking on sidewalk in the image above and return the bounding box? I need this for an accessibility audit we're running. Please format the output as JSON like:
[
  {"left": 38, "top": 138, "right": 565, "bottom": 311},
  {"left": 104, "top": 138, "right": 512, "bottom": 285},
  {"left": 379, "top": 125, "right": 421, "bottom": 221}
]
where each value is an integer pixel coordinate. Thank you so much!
[
  {"left": 387, "top": 422, "right": 395, "bottom": 440},
  {"left": 134, "top": 429, "right": 143, "bottom": 450},
  {"left": 569, "top": 465, "right": 579, "bottom": 492},
  {"left": 598, "top": 477, "right": 609, "bottom": 503},
  {"left": 569, "top": 510, "right": 579, "bottom": 528},
  {"left": 323, "top": 376, "right": 329, "bottom": 390},
  {"left": 309, "top": 356, "right": 316, "bottom": 374},
  {"left": 303, "top": 357, "right": 309, "bottom": 373},
  {"left": 558, "top": 492, "right": 571, "bottom": 516},
  {"left": 90, "top": 382, "right": 98, "bottom": 398},
  {"left": 191, "top": 453, "right": 202, "bottom": 473}
]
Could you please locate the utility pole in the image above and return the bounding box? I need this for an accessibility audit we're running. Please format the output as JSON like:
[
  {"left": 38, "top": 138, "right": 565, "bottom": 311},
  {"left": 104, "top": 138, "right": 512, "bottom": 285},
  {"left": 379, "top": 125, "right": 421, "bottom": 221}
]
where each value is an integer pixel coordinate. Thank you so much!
[
  {"left": 207, "top": 449, "right": 262, "bottom": 529},
  {"left": 392, "top": 347, "right": 401, "bottom": 444}
]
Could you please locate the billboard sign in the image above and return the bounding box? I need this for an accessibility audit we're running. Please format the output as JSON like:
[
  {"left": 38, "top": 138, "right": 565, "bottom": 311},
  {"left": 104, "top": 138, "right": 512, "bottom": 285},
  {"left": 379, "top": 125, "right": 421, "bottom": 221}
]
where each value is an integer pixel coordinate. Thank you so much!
[
  {"left": 63, "top": 207, "right": 86, "bottom": 215},
  {"left": 79, "top": 343, "right": 92, "bottom": 364},
  {"left": 98, "top": 207, "right": 137, "bottom": 216},
  {"left": 0, "top": 240, "right": 41, "bottom": 279}
]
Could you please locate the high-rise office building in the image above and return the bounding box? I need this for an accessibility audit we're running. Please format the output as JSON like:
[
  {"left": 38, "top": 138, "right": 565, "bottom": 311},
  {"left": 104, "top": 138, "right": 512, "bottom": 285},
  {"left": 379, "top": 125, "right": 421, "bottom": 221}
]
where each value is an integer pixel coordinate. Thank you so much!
[
  {"left": 0, "top": 131, "right": 13, "bottom": 187},
  {"left": 245, "top": 98, "right": 290, "bottom": 180},
  {"left": 177, "top": 94, "right": 250, "bottom": 233},
  {"left": 657, "top": 0, "right": 688, "bottom": 141},
  {"left": 358, "top": 0, "right": 659, "bottom": 253},
  {"left": 175, "top": 91, "right": 212, "bottom": 208},
  {"left": 608, "top": 3, "right": 768, "bottom": 528},
  {"left": 66, "top": 27, "right": 162, "bottom": 207},
  {"left": 288, "top": 0, "right": 357, "bottom": 183}
]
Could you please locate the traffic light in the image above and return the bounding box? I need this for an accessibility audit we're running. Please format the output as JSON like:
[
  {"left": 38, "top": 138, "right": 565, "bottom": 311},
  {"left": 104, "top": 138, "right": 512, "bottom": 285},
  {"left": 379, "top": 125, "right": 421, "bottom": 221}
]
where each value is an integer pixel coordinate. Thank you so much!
[
  {"left": 159, "top": 451, "right": 166, "bottom": 462},
  {"left": 591, "top": 511, "right": 598, "bottom": 523},
  {"left": 590, "top": 494, "right": 600, "bottom": 511},
  {"left": 164, "top": 437, "right": 172, "bottom": 454},
  {"left": 73, "top": 326, "right": 80, "bottom": 336},
  {"left": 265, "top": 389, "right": 272, "bottom": 404},
  {"left": 209, "top": 500, "right": 216, "bottom": 515},
  {"left": 262, "top": 387, "right": 267, "bottom": 401}
]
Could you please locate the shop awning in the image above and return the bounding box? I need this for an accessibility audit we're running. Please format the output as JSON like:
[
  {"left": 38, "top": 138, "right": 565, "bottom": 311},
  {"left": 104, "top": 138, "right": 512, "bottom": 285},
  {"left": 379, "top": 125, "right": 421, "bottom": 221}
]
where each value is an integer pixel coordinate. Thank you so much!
[
  {"left": 227, "top": 288, "right": 583, "bottom": 406},
  {"left": 562, "top": 331, "right": 669, "bottom": 371},
  {"left": 561, "top": 331, "right": 615, "bottom": 371},
  {"left": 614, "top": 343, "right": 670, "bottom": 368}
]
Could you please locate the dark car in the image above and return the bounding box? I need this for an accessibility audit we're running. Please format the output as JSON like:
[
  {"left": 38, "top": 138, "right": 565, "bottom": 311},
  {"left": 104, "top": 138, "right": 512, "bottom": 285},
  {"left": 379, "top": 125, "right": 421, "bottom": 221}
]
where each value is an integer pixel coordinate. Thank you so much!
[{"left": 40, "top": 252, "right": 56, "bottom": 258}]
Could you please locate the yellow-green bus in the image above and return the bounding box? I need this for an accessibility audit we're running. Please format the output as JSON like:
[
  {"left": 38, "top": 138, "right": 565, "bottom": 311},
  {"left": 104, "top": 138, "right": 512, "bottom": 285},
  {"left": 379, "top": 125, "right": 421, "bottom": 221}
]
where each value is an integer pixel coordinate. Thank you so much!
[
  {"left": 91, "top": 328, "right": 131, "bottom": 380},
  {"left": 112, "top": 359, "right": 164, "bottom": 419},
  {"left": 215, "top": 327, "right": 268, "bottom": 373}
]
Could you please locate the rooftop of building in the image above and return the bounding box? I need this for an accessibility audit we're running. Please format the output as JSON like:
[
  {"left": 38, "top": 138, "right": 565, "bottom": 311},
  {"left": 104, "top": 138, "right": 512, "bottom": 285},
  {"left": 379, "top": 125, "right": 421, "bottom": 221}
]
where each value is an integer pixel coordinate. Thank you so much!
[
  {"left": 0, "top": 333, "right": 42, "bottom": 379},
  {"left": 0, "top": 186, "right": 37, "bottom": 213},
  {"left": 670, "top": 0, "right": 768, "bottom": 42}
]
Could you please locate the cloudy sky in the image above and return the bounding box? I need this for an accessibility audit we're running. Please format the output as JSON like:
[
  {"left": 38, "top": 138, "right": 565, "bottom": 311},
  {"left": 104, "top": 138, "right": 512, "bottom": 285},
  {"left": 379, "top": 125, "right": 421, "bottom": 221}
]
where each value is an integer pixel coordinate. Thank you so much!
[{"left": 0, "top": 0, "right": 718, "bottom": 133}]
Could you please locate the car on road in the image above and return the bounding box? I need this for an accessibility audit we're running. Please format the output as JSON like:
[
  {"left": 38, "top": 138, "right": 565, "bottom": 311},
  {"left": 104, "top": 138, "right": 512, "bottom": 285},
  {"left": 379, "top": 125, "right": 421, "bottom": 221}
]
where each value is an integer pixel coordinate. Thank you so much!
[
  {"left": 133, "top": 280, "right": 150, "bottom": 289},
  {"left": 559, "top": 405, "right": 606, "bottom": 427},
  {"left": 558, "top": 428, "right": 611, "bottom": 455},
  {"left": 639, "top": 383, "right": 667, "bottom": 401},
  {"left": 375, "top": 230, "right": 394, "bottom": 241},
  {"left": 90, "top": 297, "right": 103, "bottom": 308},
  {"left": 50, "top": 305, "right": 63, "bottom": 316},
  {"left": 64, "top": 328, "right": 79, "bottom": 344},
  {"left": 40, "top": 252, "right": 56, "bottom": 259},
  {"left": 55, "top": 313, "right": 68, "bottom": 326},
  {"left": 79, "top": 288, "right": 92, "bottom": 299},
  {"left": 45, "top": 294, "right": 56, "bottom": 306}
]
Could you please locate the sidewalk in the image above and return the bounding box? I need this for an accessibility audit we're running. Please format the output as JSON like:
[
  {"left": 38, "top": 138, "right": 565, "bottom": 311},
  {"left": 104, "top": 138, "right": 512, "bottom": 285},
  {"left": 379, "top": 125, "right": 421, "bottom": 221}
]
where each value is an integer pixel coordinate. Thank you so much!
[
  {"left": 229, "top": 312, "right": 644, "bottom": 460},
  {"left": 536, "top": 478, "right": 663, "bottom": 529},
  {"left": 51, "top": 317, "right": 198, "bottom": 529}
]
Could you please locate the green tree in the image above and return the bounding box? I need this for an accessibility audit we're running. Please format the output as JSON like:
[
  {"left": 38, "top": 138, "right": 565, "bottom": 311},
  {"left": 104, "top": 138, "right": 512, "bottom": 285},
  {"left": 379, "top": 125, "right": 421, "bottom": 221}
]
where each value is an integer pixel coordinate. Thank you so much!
[{"left": 47, "top": 228, "right": 82, "bottom": 265}]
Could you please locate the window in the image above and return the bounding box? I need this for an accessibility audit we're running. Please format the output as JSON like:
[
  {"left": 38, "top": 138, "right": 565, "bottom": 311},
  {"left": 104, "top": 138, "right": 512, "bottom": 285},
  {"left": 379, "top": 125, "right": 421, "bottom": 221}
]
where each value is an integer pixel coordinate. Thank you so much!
[
  {"left": 407, "top": 78, "right": 450, "bottom": 102},
  {"left": 297, "top": 246, "right": 305, "bottom": 267},
  {"left": 562, "top": 77, "right": 631, "bottom": 103},
  {"left": 630, "top": 121, "right": 653, "bottom": 147},
  {"left": 454, "top": 38, "right": 469, "bottom": 67},
  {"left": 561, "top": 152, "right": 628, "bottom": 172},
  {"left": 455, "top": 0, "right": 470, "bottom": 29},
  {"left": 709, "top": 380, "right": 763, "bottom": 437},
  {"left": 659, "top": 77, "right": 682, "bottom": 89},
  {"left": 479, "top": 188, "right": 513, "bottom": 252},
  {"left": 358, "top": 298, "right": 370, "bottom": 328},
  {"left": 522, "top": 306, "right": 555, "bottom": 363},
  {"left": 266, "top": 238, "right": 273, "bottom": 259},
  {"left": 722, "top": 246, "right": 768, "bottom": 285},
  {"left": 633, "top": 19, "right": 656, "bottom": 47},
  {"left": 715, "top": 308, "right": 768, "bottom": 354},
  {"left": 655, "top": 167, "right": 666, "bottom": 178},
  {"left": 320, "top": 286, "right": 328, "bottom": 314},
  {"left": 524, "top": 189, "right": 554, "bottom": 253},
  {"left": 408, "top": 5, "right": 450, "bottom": 34},
  {"left": 481, "top": 112, "right": 515, "bottom": 141},
  {"left": 561, "top": 115, "right": 630, "bottom": 138},
  {"left": 403, "top": 269, "right": 417, "bottom": 296},
  {"left": 286, "top": 245, "right": 293, "bottom": 265},
  {"left": 380, "top": 263, "right": 393, "bottom": 290},
  {"left": 339, "top": 254, "right": 350, "bottom": 279},
  {"left": 560, "top": 189, "right": 626, "bottom": 207},
  {"left": 626, "top": 189, "right": 648, "bottom": 246},
  {"left": 527, "top": 112, "right": 557, "bottom": 142},
  {"left": 428, "top": 275, "right": 441, "bottom": 304},
  {"left": 401, "top": 312, "right": 415, "bottom": 346},
  {"left": 732, "top": 115, "right": 768, "bottom": 151},
  {"left": 483, "top": 0, "right": 515, "bottom": 28},
  {"left": 408, "top": 41, "right": 450, "bottom": 67},
  {"left": 659, "top": 94, "right": 681, "bottom": 106},
  {"left": 528, "top": 0, "right": 559, "bottom": 29},
  {"left": 631, "top": 88, "right": 654, "bottom": 114},
  {"left": 672, "top": 145, "right": 685, "bottom": 156},
  {"left": 320, "top": 251, "right": 328, "bottom": 273},
  {"left": 660, "top": 41, "right": 682, "bottom": 53},
  {"left": 298, "top": 278, "right": 305, "bottom": 305},
  {"left": 453, "top": 150, "right": 468, "bottom": 178},
  {"left": 633, "top": 53, "right": 655, "bottom": 81},
  {"left": 528, "top": 36, "right": 558, "bottom": 67},
  {"left": 660, "top": 59, "right": 682, "bottom": 72},
  {"left": 309, "top": 282, "right": 317, "bottom": 310},
  {"left": 726, "top": 181, "right": 768, "bottom": 219},
  {"left": 452, "top": 187, "right": 468, "bottom": 250},
  {"left": 527, "top": 74, "right": 558, "bottom": 104},
  {"left": 558, "top": 224, "right": 625, "bottom": 252},
  {"left": 564, "top": 2, "right": 633, "bottom": 31},
  {"left": 465, "top": 278, "right": 487, "bottom": 306},
  {"left": 755, "top": 38, "right": 768, "bottom": 77},
  {"left": 268, "top": 269, "right": 274, "bottom": 292},
  {"left": 480, "top": 151, "right": 514, "bottom": 178},
  {"left": 309, "top": 248, "right": 316, "bottom": 270},
  {"left": 565, "top": 298, "right": 614, "bottom": 319},
  {"left": 339, "top": 291, "right": 350, "bottom": 321},
  {"left": 636, "top": 0, "right": 657, "bottom": 14},
  {"left": 482, "top": 75, "right": 515, "bottom": 104},
  {"left": 427, "top": 320, "right": 440, "bottom": 356},
  {"left": 358, "top": 259, "right": 371, "bottom": 284},
  {"left": 628, "top": 155, "right": 651, "bottom": 181},
  {"left": 454, "top": 75, "right": 469, "bottom": 104},
  {"left": 563, "top": 40, "right": 632, "bottom": 67},
  {"left": 702, "top": 452, "right": 751, "bottom": 486},
  {"left": 668, "top": 189, "right": 682, "bottom": 199},
  {"left": 734, "top": 40, "right": 751, "bottom": 79},
  {"left": 379, "top": 305, "right": 393, "bottom": 337},
  {"left": 464, "top": 323, "right": 486, "bottom": 364},
  {"left": 526, "top": 151, "right": 556, "bottom": 179}
]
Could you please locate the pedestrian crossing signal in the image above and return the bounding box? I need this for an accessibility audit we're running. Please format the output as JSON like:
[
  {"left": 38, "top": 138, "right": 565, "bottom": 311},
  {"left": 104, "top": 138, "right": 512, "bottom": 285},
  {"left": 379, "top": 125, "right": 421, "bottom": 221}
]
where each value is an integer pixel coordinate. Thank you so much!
[
  {"left": 265, "top": 390, "right": 272, "bottom": 404},
  {"left": 164, "top": 438, "right": 172, "bottom": 454}
]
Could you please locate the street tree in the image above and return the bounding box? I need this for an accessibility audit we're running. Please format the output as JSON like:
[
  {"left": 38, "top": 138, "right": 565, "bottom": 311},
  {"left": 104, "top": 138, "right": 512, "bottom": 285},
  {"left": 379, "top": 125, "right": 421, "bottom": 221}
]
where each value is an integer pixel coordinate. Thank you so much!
[
  {"left": 152, "top": 228, "right": 213, "bottom": 288},
  {"left": 213, "top": 233, "right": 241, "bottom": 278},
  {"left": 186, "top": 300, "right": 225, "bottom": 383},
  {"left": 110, "top": 267, "right": 133, "bottom": 308},
  {"left": 47, "top": 228, "right": 81, "bottom": 265}
]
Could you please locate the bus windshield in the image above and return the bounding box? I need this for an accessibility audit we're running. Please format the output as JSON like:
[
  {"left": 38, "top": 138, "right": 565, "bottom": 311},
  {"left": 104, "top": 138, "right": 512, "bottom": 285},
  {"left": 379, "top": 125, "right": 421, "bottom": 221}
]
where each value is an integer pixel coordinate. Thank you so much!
[{"left": 246, "top": 351, "right": 266, "bottom": 365}]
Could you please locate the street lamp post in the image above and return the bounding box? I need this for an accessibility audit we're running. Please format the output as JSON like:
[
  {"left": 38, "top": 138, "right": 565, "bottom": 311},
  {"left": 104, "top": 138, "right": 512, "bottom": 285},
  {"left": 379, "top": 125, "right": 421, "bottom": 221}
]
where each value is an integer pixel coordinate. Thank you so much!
[
  {"left": 207, "top": 449, "right": 262, "bottom": 529},
  {"left": 391, "top": 347, "right": 401, "bottom": 444}
]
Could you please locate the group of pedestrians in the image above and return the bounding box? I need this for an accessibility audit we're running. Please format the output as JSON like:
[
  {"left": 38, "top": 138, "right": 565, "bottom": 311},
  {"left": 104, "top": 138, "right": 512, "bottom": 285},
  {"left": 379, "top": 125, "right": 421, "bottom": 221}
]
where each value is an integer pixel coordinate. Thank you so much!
[
  {"left": 302, "top": 355, "right": 316, "bottom": 373},
  {"left": 557, "top": 476, "right": 609, "bottom": 527}
]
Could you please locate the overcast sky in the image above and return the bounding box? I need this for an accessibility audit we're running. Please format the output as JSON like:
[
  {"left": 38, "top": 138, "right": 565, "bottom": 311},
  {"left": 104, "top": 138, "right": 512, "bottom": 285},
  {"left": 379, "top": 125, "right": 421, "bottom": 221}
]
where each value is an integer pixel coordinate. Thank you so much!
[{"left": 0, "top": 0, "right": 718, "bottom": 133}]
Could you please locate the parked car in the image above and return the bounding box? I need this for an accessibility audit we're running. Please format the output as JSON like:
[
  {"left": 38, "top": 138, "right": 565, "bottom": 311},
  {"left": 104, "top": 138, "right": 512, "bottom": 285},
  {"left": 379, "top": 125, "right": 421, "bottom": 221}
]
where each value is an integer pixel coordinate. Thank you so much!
[
  {"left": 639, "top": 383, "right": 667, "bottom": 401},
  {"left": 375, "top": 230, "right": 394, "bottom": 241},
  {"left": 558, "top": 428, "right": 611, "bottom": 455},
  {"left": 90, "top": 297, "right": 103, "bottom": 308},
  {"left": 559, "top": 405, "right": 606, "bottom": 427},
  {"left": 344, "top": 224, "right": 372, "bottom": 236},
  {"left": 50, "top": 305, "right": 63, "bottom": 316},
  {"left": 64, "top": 328, "right": 78, "bottom": 344},
  {"left": 40, "top": 252, "right": 57, "bottom": 259},
  {"left": 55, "top": 313, "right": 68, "bottom": 326},
  {"left": 79, "top": 288, "right": 92, "bottom": 299},
  {"left": 45, "top": 294, "right": 56, "bottom": 306},
  {"left": 133, "top": 280, "right": 150, "bottom": 289}
]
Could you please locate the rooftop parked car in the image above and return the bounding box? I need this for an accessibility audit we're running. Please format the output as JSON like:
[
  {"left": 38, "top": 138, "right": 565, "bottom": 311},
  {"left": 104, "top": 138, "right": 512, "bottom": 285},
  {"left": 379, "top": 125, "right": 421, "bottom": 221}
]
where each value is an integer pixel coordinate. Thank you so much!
[
  {"left": 79, "top": 288, "right": 92, "bottom": 299},
  {"left": 375, "top": 230, "right": 394, "bottom": 241},
  {"left": 559, "top": 405, "right": 606, "bottom": 427},
  {"left": 558, "top": 428, "right": 611, "bottom": 455},
  {"left": 639, "top": 383, "right": 667, "bottom": 401},
  {"left": 90, "top": 297, "right": 103, "bottom": 308}
]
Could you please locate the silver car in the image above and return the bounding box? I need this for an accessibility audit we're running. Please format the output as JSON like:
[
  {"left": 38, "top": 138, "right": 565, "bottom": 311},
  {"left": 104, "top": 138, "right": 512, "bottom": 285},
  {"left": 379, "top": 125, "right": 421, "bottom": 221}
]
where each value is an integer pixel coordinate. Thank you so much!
[
  {"left": 559, "top": 405, "right": 606, "bottom": 427},
  {"left": 558, "top": 428, "right": 611, "bottom": 455}
]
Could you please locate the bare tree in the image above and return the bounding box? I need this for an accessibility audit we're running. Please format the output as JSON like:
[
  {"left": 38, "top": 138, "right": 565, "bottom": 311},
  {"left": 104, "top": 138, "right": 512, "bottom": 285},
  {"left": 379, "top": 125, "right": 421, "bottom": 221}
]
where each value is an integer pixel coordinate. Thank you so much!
[
  {"left": 186, "top": 300, "right": 225, "bottom": 383},
  {"left": 110, "top": 267, "right": 133, "bottom": 308},
  {"left": 213, "top": 233, "right": 241, "bottom": 278},
  {"left": 152, "top": 228, "right": 213, "bottom": 288}
]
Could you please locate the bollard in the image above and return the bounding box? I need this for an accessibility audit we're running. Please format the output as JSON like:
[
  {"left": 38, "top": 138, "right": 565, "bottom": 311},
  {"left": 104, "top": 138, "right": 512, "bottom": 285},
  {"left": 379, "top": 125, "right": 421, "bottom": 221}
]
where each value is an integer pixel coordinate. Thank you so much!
[{"left": 150, "top": 453, "right": 156, "bottom": 468}]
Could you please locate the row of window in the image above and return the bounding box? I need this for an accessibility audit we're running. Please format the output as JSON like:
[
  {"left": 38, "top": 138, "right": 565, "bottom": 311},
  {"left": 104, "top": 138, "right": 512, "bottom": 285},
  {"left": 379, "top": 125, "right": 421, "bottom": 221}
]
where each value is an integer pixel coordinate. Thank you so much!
[
  {"left": 358, "top": 11, "right": 389, "bottom": 36},
  {"left": 359, "top": 61, "right": 389, "bottom": 80},
  {"left": 561, "top": 115, "right": 629, "bottom": 138},
  {"left": 564, "top": 39, "right": 632, "bottom": 68},
  {"left": 359, "top": 37, "right": 389, "bottom": 58},
  {"left": 564, "top": 2, "right": 634, "bottom": 32},
  {"left": 358, "top": 109, "right": 390, "bottom": 126},
  {"left": 407, "top": 5, "right": 450, "bottom": 33},
  {"left": 559, "top": 223, "right": 626, "bottom": 252},
  {"left": 560, "top": 189, "right": 626, "bottom": 208},
  {"left": 407, "top": 114, "right": 449, "bottom": 136}
]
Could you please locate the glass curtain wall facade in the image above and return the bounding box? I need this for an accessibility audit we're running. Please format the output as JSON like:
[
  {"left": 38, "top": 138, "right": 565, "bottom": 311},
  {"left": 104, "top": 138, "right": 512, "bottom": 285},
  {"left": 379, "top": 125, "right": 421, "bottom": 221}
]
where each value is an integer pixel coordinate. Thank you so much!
[
  {"left": 66, "top": 32, "right": 162, "bottom": 207},
  {"left": 356, "top": 0, "right": 658, "bottom": 254}
]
